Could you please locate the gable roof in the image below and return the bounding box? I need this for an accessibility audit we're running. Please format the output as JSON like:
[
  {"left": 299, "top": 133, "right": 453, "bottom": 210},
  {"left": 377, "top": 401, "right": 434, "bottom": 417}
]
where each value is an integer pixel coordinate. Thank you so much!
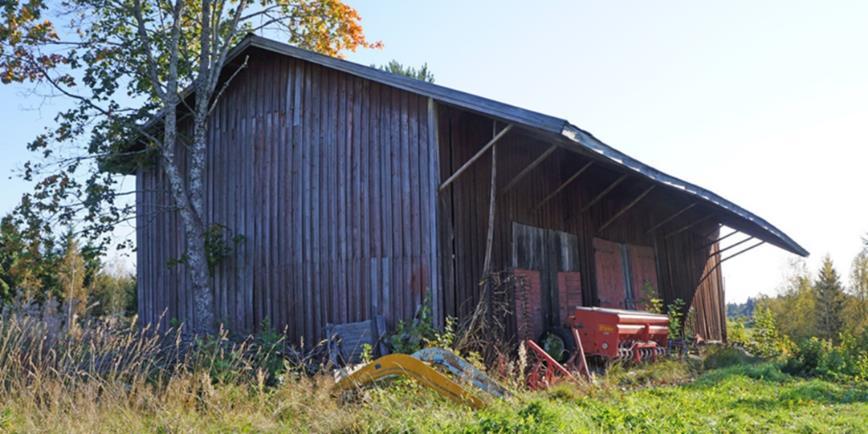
[{"left": 214, "top": 34, "right": 810, "bottom": 257}]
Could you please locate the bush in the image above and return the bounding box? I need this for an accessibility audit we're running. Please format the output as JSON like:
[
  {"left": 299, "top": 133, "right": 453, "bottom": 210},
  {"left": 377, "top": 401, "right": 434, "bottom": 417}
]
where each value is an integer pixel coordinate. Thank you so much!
[
  {"left": 784, "top": 331, "right": 868, "bottom": 382},
  {"left": 667, "top": 298, "right": 686, "bottom": 340},
  {"left": 744, "top": 305, "right": 793, "bottom": 358},
  {"left": 703, "top": 346, "right": 757, "bottom": 370},
  {"left": 727, "top": 319, "right": 750, "bottom": 346},
  {"left": 88, "top": 271, "right": 136, "bottom": 317},
  {"left": 389, "top": 294, "right": 438, "bottom": 354}
]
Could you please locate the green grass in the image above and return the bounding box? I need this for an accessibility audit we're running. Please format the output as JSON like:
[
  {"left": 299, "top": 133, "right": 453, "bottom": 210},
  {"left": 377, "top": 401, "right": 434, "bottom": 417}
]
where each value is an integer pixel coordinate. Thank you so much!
[
  {"left": 2, "top": 359, "right": 864, "bottom": 433},
  {"left": 0, "top": 314, "right": 862, "bottom": 433},
  {"left": 563, "top": 363, "right": 867, "bottom": 433}
]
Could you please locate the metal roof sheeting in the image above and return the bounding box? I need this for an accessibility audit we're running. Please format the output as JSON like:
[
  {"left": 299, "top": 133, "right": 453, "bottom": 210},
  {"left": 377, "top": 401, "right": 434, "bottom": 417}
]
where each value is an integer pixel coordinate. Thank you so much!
[{"left": 230, "top": 35, "right": 810, "bottom": 257}]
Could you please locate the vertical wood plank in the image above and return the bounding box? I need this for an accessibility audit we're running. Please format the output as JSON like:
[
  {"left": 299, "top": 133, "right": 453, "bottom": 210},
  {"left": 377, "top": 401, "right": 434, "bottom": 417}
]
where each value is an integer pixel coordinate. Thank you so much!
[{"left": 291, "top": 59, "right": 304, "bottom": 341}]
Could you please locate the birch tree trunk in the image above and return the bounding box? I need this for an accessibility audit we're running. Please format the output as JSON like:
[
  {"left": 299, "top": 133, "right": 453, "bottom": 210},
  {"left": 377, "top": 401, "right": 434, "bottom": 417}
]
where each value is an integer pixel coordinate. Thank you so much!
[
  {"left": 159, "top": 92, "right": 216, "bottom": 335},
  {"left": 154, "top": 1, "right": 217, "bottom": 334}
]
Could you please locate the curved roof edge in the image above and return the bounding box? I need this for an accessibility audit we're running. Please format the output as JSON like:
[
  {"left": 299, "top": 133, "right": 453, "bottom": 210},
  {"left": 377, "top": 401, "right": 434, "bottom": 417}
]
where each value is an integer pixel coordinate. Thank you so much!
[
  {"left": 561, "top": 125, "right": 808, "bottom": 257},
  {"left": 226, "top": 35, "right": 810, "bottom": 257}
]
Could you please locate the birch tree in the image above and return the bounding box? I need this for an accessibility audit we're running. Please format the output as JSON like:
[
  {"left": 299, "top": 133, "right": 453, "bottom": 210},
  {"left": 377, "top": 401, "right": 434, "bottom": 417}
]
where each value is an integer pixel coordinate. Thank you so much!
[
  {"left": 847, "top": 237, "right": 868, "bottom": 333},
  {"left": 1, "top": 0, "right": 379, "bottom": 334}
]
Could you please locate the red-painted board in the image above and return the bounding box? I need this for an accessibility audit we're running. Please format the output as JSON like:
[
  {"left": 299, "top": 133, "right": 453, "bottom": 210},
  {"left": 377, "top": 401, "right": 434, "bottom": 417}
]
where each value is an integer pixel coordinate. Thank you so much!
[
  {"left": 513, "top": 268, "right": 544, "bottom": 341},
  {"left": 628, "top": 244, "right": 658, "bottom": 310},
  {"left": 557, "top": 272, "right": 582, "bottom": 327},
  {"left": 593, "top": 238, "right": 626, "bottom": 309}
]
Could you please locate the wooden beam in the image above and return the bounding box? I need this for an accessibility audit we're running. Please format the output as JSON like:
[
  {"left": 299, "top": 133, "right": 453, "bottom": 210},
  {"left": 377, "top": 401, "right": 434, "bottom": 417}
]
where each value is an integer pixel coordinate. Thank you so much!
[
  {"left": 598, "top": 185, "right": 656, "bottom": 232},
  {"left": 532, "top": 161, "right": 594, "bottom": 212},
  {"left": 439, "top": 124, "right": 513, "bottom": 192},
  {"left": 646, "top": 202, "right": 696, "bottom": 234},
  {"left": 698, "top": 229, "right": 739, "bottom": 250},
  {"left": 709, "top": 236, "right": 754, "bottom": 259},
  {"left": 501, "top": 144, "right": 558, "bottom": 195},
  {"left": 697, "top": 241, "right": 765, "bottom": 286},
  {"left": 664, "top": 213, "right": 713, "bottom": 239},
  {"left": 482, "top": 128, "right": 499, "bottom": 276},
  {"left": 580, "top": 173, "right": 628, "bottom": 213}
]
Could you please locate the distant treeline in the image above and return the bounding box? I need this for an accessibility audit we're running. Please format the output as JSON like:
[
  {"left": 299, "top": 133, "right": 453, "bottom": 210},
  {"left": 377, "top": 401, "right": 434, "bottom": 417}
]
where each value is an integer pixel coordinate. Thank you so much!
[
  {"left": 726, "top": 297, "right": 757, "bottom": 320},
  {"left": 0, "top": 213, "right": 135, "bottom": 317},
  {"left": 728, "top": 238, "right": 868, "bottom": 344}
]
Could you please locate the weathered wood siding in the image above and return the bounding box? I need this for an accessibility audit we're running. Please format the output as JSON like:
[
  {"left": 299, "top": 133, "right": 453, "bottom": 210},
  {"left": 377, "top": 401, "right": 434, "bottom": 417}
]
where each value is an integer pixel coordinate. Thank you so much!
[
  {"left": 690, "top": 242, "right": 727, "bottom": 341},
  {"left": 137, "top": 48, "right": 727, "bottom": 343},
  {"left": 137, "top": 49, "right": 439, "bottom": 341}
]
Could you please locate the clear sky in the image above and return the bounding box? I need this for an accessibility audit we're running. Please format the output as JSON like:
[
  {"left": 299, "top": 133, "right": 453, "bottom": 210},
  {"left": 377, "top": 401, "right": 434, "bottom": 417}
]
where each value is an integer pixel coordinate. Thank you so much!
[{"left": 2, "top": 1, "right": 867, "bottom": 302}]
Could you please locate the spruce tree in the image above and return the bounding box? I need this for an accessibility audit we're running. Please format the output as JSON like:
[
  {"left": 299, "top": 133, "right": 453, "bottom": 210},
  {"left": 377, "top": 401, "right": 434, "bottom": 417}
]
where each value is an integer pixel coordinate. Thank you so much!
[
  {"left": 376, "top": 61, "right": 436, "bottom": 83},
  {"left": 814, "top": 255, "right": 846, "bottom": 342}
]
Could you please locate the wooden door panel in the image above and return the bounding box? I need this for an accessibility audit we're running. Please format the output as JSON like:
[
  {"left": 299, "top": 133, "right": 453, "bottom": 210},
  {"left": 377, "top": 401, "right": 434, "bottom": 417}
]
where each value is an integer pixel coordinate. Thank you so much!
[
  {"left": 513, "top": 268, "right": 543, "bottom": 341},
  {"left": 557, "top": 271, "right": 582, "bottom": 326},
  {"left": 628, "top": 244, "right": 658, "bottom": 310},
  {"left": 513, "top": 223, "right": 581, "bottom": 331},
  {"left": 594, "top": 238, "right": 627, "bottom": 308},
  {"left": 512, "top": 223, "right": 545, "bottom": 270}
]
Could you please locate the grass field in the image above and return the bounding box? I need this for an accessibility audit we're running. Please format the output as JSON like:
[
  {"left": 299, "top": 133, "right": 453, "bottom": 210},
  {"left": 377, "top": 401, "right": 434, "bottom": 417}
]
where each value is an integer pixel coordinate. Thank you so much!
[{"left": 1, "top": 355, "right": 865, "bottom": 433}]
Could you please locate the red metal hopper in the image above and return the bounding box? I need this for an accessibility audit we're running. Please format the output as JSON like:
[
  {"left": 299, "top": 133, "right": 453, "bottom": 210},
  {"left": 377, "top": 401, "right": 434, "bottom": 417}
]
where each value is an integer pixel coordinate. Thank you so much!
[{"left": 566, "top": 307, "right": 669, "bottom": 363}]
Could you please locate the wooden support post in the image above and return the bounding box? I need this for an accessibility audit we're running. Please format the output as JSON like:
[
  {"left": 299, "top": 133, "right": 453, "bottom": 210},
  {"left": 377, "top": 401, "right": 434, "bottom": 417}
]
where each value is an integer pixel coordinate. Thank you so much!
[
  {"left": 664, "top": 214, "right": 713, "bottom": 239},
  {"left": 646, "top": 202, "right": 696, "bottom": 234},
  {"left": 427, "top": 97, "right": 443, "bottom": 328},
  {"left": 701, "top": 223, "right": 723, "bottom": 239},
  {"left": 598, "top": 185, "right": 656, "bottom": 232},
  {"left": 439, "top": 124, "right": 512, "bottom": 192},
  {"left": 482, "top": 124, "right": 499, "bottom": 276},
  {"left": 533, "top": 161, "right": 594, "bottom": 211},
  {"left": 580, "top": 173, "right": 628, "bottom": 213},
  {"left": 501, "top": 144, "right": 558, "bottom": 195}
]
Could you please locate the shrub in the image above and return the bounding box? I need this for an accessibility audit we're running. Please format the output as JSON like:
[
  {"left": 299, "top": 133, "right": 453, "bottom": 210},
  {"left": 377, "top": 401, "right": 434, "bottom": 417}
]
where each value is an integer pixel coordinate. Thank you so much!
[
  {"left": 389, "top": 294, "right": 437, "bottom": 354},
  {"left": 703, "top": 346, "right": 757, "bottom": 370},
  {"left": 667, "top": 298, "right": 686, "bottom": 339},
  {"left": 745, "top": 305, "right": 792, "bottom": 358},
  {"left": 88, "top": 271, "right": 136, "bottom": 317},
  {"left": 784, "top": 331, "right": 868, "bottom": 382},
  {"left": 727, "top": 319, "right": 750, "bottom": 346}
]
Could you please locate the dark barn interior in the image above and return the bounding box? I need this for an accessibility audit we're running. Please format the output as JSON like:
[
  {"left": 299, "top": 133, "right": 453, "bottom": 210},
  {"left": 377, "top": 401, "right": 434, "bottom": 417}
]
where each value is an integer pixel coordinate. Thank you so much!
[{"left": 434, "top": 106, "right": 730, "bottom": 341}]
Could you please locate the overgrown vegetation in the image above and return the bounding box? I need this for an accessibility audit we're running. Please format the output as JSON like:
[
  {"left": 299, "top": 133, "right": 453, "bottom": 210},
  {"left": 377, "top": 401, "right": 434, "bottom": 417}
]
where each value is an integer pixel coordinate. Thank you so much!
[
  {"left": 0, "top": 307, "right": 864, "bottom": 433},
  {"left": 0, "top": 214, "right": 136, "bottom": 316},
  {"left": 726, "top": 240, "right": 868, "bottom": 384},
  {"left": 0, "top": 262, "right": 866, "bottom": 432},
  {"left": 2, "top": 226, "right": 866, "bottom": 432}
]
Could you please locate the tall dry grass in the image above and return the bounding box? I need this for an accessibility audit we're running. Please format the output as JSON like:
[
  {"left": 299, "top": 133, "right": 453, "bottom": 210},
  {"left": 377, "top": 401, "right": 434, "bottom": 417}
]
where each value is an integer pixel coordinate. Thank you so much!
[{"left": 0, "top": 301, "right": 366, "bottom": 432}]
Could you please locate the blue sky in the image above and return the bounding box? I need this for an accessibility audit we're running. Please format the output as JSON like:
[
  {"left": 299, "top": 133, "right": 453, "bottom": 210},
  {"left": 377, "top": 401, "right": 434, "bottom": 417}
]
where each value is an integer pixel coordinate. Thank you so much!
[{"left": 2, "top": 1, "right": 867, "bottom": 302}]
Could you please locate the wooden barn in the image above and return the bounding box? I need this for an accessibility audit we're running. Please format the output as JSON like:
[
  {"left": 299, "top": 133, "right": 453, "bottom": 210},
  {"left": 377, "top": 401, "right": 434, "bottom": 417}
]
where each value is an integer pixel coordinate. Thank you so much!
[{"left": 134, "top": 35, "right": 808, "bottom": 345}]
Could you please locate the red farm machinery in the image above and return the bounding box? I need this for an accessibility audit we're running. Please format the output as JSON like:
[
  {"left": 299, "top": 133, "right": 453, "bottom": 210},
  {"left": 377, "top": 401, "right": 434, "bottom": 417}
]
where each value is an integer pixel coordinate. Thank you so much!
[
  {"left": 569, "top": 307, "right": 669, "bottom": 364},
  {"left": 524, "top": 306, "right": 670, "bottom": 389}
]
